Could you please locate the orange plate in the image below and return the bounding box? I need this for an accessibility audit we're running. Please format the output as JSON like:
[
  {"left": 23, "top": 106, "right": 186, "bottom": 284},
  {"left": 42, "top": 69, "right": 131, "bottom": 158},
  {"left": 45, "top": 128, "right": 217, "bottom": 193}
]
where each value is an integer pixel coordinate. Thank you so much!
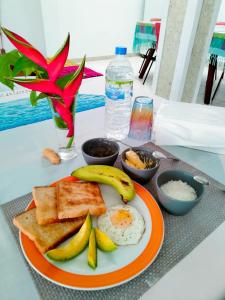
[{"left": 20, "top": 176, "right": 164, "bottom": 290}]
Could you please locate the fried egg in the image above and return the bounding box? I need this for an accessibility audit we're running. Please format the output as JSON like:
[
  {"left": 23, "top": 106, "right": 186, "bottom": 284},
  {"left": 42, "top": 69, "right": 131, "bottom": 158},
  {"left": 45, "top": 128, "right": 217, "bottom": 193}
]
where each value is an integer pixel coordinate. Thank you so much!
[{"left": 97, "top": 205, "right": 145, "bottom": 245}]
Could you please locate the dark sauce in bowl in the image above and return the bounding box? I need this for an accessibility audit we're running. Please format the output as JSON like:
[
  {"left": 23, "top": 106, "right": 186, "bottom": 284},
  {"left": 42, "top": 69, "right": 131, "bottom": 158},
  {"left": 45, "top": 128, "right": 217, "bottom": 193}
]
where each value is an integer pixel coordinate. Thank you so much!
[
  {"left": 87, "top": 146, "right": 116, "bottom": 157},
  {"left": 82, "top": 138, "right": 119, "bottom": 158}
]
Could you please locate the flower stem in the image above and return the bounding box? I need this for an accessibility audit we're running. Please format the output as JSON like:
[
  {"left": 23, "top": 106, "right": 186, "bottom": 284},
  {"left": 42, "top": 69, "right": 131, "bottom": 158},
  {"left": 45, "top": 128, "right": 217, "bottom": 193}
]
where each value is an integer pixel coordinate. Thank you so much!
[{"left": 66, "top": 136, "right": 74, "bottom": 149}]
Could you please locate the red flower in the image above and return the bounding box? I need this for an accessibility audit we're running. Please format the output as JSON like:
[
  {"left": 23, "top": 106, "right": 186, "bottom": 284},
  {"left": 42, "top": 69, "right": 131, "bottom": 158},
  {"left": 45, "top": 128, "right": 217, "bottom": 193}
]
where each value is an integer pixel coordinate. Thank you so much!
[
  {"left": 63, "top": 57, "right": 85, "bottom": 108},
  {"left": 47, "top": 34, "right": 70, "bottom": 81},
  {"left": 11, "top": 78, "right": 63, "bottom": 97},
  {"left": 2, "top": 27, "right": 85, "bottom": 137},
  {"left": 2, "top": 27, "right": 48, "bottom": 70},
  {"left": 50, "top": 97, "right": 74, "bottom": 137}
]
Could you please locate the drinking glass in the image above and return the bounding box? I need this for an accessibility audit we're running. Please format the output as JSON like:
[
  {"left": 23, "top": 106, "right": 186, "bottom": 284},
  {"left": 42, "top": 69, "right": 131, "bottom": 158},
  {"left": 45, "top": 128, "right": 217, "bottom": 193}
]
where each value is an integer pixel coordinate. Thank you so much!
[{"left": 128, "top": 96, "right": 153, "bottom": 141}]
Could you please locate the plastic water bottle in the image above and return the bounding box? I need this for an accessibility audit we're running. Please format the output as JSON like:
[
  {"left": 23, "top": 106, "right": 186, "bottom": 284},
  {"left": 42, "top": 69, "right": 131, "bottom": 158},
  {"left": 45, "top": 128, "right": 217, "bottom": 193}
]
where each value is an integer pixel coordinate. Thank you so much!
[{"left": 105, "top": 47, "right": 134, "bottom": 140}]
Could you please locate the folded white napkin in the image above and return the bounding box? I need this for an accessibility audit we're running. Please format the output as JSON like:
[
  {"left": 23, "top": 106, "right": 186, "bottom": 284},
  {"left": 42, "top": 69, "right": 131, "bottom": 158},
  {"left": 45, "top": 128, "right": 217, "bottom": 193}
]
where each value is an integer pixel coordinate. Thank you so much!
[{"left": 153, "top": 100, "right": 225, "bottom": 155}]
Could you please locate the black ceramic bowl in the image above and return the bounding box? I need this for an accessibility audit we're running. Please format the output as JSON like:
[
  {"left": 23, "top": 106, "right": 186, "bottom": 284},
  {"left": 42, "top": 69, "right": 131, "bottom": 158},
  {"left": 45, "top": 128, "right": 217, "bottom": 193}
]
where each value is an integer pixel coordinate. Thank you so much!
[
  {"left": 81, "top": 138, "right": 119, "bottom": 166},
  {"left": 121, "top": 147, "right": 160, "bottom": 183},
  {"left": 156, "top": 169, "right": 204, "bottom": 215}
]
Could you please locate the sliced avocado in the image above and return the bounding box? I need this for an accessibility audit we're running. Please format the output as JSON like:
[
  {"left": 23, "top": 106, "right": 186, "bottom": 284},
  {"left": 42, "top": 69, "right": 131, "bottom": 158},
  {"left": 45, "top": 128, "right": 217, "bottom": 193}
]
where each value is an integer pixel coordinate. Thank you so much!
[
  {"left": 47, "top": 214, "right": 92, "bottom": 261},
  {"left": 95, "top": 228, "right": 117, "bottom": 252},
  {"left": 87, "top": 228, "right": 97, "bottom": 269}
]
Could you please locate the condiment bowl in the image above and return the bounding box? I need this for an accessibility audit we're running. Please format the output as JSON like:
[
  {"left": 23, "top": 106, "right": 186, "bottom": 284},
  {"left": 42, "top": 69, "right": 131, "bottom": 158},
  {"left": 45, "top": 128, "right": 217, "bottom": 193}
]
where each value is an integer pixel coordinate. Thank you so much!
[
  {"left": 156, "top": 170, "right": 204, "bottom": 215},
  {"left": 121, "top": 147, "right": 160, "bottom": 183},
  {"left": 81, "top": 138, "right": 119, "bottom": 166}
]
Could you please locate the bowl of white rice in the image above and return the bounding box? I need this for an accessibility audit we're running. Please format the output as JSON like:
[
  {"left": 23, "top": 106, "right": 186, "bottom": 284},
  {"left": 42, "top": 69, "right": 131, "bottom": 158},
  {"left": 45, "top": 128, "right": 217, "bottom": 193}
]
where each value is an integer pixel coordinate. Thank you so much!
[{"left": 156, "top": 170, "right": 204, "bottom": 215}]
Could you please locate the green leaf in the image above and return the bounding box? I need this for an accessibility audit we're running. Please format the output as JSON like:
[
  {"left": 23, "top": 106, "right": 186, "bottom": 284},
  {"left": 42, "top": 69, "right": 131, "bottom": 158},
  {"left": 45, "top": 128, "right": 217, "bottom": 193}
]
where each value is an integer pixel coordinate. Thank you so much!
[
  {"left": 66, "top": 136, "right": 74, "bottom": 148},
  {"left": 12, "top": 55, "right": 47, "bottom": 77},
  {"left": 29, "top": 91, "right": 47, "bottom": 106},
  {"left": 56, "top": 70, "right": 75, "bottom": 89},
  {"left": 36, "top": 92, "right": 47, "bottom": 100},
  {"left": 30, "top": 91, "right": 37, "bottom": 106},
  {"left": 56, "top": 56, "right": 86, "bottom": 89},
  {"left": 0, "top": 50, "right": 21, "bottom": 89},
  {"left": 65, "top": 56, "right": 86, "bottom": 88},
  {"left": 53, "top": 116, "right": 67, "bottom": 128}
]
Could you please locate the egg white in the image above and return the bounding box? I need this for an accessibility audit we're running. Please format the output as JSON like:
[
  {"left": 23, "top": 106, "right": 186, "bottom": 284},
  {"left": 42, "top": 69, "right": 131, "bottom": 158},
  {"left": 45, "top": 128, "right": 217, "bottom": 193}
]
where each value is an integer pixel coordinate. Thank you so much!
[{"left": 97, "top": 205, "right": 145, "bottom": 245}]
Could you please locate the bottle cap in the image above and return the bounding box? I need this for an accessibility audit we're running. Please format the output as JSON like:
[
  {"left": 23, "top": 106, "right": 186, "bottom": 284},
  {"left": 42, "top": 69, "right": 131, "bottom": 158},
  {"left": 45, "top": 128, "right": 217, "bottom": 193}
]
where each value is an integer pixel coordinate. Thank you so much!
[{"left": 115, "top": 47, "right": 127, "bottom": 55}]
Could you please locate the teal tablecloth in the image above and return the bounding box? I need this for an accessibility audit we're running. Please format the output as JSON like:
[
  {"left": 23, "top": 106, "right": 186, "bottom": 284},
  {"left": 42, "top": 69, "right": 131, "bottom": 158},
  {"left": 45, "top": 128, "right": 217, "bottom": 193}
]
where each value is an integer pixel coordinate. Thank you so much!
[
  {"left": 133, "top": 22, "right": 157, "bottom": 53},
  {"left": 133, "top": 22, "right": 225, "bottom": 65},
  {"left": 208, "top": 31, "right": 225, "bottom": 67},
  {"left": 209, "top": 32, "right": 225, "bottom": 58}
]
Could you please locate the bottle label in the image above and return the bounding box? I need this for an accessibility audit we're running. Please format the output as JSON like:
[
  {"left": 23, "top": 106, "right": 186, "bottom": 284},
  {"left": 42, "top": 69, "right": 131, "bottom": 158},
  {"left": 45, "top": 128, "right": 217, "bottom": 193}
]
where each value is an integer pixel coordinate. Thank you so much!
[{"left": 105, "top": 79, "right": 133, "bottom": 100}]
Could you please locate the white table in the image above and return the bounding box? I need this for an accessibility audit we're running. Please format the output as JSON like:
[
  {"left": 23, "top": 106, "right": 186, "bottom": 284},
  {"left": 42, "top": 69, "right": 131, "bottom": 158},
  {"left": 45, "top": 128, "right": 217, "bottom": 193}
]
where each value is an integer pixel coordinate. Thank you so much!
[{"left": 1, "top": 104, "right": 225, "bottom": 300}]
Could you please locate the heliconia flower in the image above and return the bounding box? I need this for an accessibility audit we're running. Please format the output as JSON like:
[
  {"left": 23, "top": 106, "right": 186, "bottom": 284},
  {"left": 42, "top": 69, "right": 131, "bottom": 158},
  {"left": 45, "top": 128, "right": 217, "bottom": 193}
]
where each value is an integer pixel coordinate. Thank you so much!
[
  {"left": 51, "top": 98, "right": 74, "bottom": 137},
  {"left": 2, "top": 27, "right": 86, "bottom": 138},
  {"left": 2, "top": 28, "right": 71, "bottom": 83},
  {"left": 2, "top": 27, "right": 48, "bottom": 70},
  {"left": 11, "top": 78, "right": 63, "bottom": 97},
  {"left": 63, "top": 56, "right": 85, "bottom": 108},
  {"left": 47, "top": 34, "right": 70, "bottom": 81}
]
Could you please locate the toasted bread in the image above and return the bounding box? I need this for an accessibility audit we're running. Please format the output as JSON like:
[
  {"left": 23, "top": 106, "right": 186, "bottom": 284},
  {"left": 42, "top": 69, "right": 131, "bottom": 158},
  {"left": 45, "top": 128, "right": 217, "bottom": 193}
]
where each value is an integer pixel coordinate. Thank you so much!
[
  {"left": 13, "top": 208, "right": 85, "bottom": 253},
  {"left": 32, "top": 186, "right": 58, "bottom": 225},
  {"left": 57, "top": 181, "right": 106, "bottom": 219}
]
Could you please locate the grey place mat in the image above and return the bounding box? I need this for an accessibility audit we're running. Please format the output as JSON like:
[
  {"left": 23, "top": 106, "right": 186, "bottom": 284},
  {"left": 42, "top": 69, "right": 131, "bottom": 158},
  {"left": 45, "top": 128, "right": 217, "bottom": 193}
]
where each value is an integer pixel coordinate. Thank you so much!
[{"left": 2, "top": 142, "right": 225, "bottom": 300}]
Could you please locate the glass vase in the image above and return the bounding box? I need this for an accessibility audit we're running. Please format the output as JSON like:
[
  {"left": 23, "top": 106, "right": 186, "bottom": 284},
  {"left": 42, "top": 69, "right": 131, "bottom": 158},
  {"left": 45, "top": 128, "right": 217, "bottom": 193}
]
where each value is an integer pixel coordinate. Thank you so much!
[{"left": 48, "top": 96, "right": 77, "bottom": 160}]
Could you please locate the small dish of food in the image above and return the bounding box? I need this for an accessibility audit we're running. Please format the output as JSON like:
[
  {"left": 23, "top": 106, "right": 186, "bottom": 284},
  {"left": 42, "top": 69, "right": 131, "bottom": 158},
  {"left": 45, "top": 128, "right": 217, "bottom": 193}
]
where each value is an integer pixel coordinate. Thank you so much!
[
  {"left": 156, "top": 169, "right": 204, "bottom": 215},
  {"left": 121, "top": 147, "right": 160, "bottom": 183},
  {"left": 81, "top": 138, "right": 119, "bottom": 166}
]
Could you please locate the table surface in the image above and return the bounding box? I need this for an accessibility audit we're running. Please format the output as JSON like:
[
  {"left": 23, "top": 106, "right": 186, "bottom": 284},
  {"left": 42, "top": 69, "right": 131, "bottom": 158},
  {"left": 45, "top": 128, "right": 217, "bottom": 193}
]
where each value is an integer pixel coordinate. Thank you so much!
[{"left": 1, "top": 101, "right": 225, "bottom": 300}]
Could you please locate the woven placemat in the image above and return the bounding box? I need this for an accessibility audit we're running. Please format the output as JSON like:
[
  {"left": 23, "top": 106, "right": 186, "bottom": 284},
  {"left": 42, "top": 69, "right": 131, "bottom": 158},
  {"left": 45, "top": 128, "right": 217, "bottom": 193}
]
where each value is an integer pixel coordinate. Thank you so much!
[{"left": 2, "top": 143, "right": 225, "bottom": 300}]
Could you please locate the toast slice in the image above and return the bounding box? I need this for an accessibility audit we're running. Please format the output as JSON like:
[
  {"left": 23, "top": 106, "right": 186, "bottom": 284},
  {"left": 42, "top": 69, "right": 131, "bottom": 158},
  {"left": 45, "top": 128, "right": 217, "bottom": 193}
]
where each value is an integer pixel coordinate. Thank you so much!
[
  {"left": 57, "top": 181, "right": 106, "bottom": 219},
  {"left": 13, "top": 208, "right": 85, "bottom": 253},
  {"left": 32, "top": 186, "right": 58, "bottom": 225}
]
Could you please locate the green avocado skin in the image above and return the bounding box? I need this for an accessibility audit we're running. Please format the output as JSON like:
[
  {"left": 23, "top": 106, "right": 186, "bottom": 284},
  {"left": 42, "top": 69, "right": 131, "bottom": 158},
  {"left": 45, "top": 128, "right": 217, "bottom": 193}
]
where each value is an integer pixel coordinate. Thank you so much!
[
  {"left": 46, "top": 214, "right": 92, "bottom": 261},
  {"left": 87, "top": 228, "right": 97, "bottom": 269}
]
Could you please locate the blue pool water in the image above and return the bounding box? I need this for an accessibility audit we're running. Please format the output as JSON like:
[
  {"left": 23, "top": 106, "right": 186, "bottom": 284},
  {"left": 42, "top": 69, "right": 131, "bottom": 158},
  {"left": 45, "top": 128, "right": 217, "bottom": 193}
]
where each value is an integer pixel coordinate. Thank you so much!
[{"left": 0, "top": 94, "right": 105, "bottom": 131}]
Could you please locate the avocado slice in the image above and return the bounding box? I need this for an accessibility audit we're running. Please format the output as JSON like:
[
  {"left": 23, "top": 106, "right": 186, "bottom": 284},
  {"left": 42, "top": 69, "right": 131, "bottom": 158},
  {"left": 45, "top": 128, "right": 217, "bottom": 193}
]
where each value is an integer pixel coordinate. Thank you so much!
[
  {"left": 87, "top": 228, "right": 97, "bottom": 269},
  {"left": 47, "top": 214, "right": 92, "bottom": 261},
  {"left": 95, "top": 228, "right": 117, "bottom": 252}
]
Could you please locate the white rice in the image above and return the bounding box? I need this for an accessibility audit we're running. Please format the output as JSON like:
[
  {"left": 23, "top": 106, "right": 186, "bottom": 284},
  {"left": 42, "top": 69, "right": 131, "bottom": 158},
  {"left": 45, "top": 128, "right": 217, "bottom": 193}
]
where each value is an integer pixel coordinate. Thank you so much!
[{"left": 160, "top": 180, "right": 197, "bottom": 201}]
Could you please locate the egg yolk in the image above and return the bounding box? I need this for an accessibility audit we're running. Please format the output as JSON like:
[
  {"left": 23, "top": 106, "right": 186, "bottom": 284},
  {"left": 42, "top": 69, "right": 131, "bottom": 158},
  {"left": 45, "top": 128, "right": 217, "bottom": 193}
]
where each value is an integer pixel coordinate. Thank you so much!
[{"left": 110, "top": 209, "right": 133, "bottom": 228}]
